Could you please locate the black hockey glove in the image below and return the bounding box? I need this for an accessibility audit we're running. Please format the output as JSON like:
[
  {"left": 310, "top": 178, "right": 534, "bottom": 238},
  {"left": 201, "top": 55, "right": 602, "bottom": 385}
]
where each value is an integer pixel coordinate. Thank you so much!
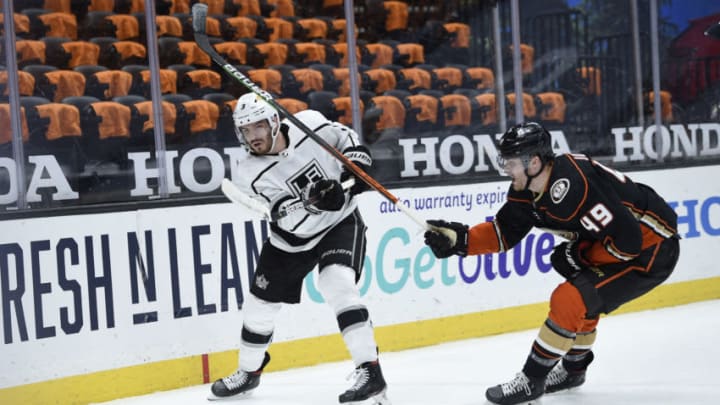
[
  {"left": 303, "top": 179, "right": 345, "bottom": 213},
  {"left": 424, "top": 219, "right": 469, "bottom": 258},
  {"left": 550, "top": 240, "right": 591, "bottom": 280},
  {"left": 340, "top": 145, "right": 372, "bottom": 196}
]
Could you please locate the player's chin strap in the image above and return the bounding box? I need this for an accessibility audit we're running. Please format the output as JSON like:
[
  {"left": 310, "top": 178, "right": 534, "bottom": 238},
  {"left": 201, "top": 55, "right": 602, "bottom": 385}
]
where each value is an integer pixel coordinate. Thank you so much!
[{"left": 522, "top": 155, "right": 548, "bottom": 192}]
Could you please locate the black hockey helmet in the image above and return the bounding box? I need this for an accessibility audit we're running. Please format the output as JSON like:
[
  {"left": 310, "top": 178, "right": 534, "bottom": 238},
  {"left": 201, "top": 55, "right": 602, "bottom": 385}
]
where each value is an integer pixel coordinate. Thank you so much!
[{"left": 497, "top": 122, "right": 554, "bottom": 164}]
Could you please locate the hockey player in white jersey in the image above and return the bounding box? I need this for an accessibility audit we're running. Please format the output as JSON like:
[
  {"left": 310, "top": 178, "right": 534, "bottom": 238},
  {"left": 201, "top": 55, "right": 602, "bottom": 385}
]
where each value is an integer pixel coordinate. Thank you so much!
[{"left": 209, "top": 93, "right": 390, "bottom": 405}]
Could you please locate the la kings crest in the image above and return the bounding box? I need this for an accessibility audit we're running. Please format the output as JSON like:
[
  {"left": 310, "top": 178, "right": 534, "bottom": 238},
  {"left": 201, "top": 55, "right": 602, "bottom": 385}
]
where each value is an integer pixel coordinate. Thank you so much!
[{"left": 286, "top": 159, "right": 328, "bottom": 196}]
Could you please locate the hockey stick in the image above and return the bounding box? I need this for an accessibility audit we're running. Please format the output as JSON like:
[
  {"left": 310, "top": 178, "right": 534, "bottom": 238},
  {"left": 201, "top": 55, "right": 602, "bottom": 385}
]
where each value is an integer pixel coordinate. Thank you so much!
[
  {"left": 222, "top": 178, "right": 356, "bottom": 222},
  {"left": 191, "top": 3, "right": 429, "bottom": 232}
]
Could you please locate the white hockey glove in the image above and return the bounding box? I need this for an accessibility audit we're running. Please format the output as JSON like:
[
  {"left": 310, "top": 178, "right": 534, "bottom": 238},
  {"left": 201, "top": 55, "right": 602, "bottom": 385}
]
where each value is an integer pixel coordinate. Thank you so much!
[{"left": 340, "top": 145, "right": 372, "bottom": 195}]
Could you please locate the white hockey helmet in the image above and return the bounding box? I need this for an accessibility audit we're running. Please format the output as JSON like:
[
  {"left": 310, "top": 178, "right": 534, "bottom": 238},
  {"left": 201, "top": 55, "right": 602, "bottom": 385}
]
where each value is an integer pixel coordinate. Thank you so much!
[{"left": 232, "top": 93, "right": 280, "bottom": 149}]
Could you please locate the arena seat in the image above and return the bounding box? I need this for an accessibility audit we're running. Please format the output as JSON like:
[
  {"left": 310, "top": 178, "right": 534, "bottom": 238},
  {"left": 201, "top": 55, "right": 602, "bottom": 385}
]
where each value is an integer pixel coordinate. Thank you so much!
[
  {"left": 472, "top": 93, "right": 499, "bottom": 126},
  {"left": 365, "top": 43, "right": 394, "bottom": 68},
  {"left": 0, "top": 13, "right": 32, "bottom": 39},
  {"left": 362, "top": 68, "right": 397, "bottom": 95},
  {"left": 38, "top": 12, "right": 78, "bottom": 39},
  {"left": 331, "top": 96, "right": 363, "bottom": 126},
  {"left": 10, "top": 40, "right": 47, "bottom": 67},
  {"left": 506, "top": 92, "right": 537, "bottom": 122},
  {"left": 247, "top": 68, "right": 282, "bottom": 96},
  {"left": 404, "top": 93, "right": 439, "bottom": 132},
  {"left": 0, "top": 71, "right": 36, "bottom": 97},
  {"left": 43, "top": 69, "right": 86, "bottom": 102},
  {"left": 396, "top": 67, "right": 432, "bottom": 93},
  {"left": 535, "top": 92, "right": 567, "bottom": 124},
  {"left": 0, "top": 104, "right": 30, "bottom": 145},
  {"left": 85, "top": 69, "right": 134, "bottom": 100},
  {"left": 439, "top": 93, "right": 472, "bottom": 128}
]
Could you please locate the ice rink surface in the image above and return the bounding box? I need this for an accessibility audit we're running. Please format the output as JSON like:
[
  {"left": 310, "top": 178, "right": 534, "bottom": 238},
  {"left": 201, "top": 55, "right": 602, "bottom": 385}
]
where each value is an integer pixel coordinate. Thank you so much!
[{"left": 98, "top": 300, "right": 720, "bottom": 405}]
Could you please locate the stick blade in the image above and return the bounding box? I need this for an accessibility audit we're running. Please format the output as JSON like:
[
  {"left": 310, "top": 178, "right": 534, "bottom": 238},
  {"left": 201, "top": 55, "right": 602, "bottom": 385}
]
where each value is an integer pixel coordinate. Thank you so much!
[
  {"left": 221, "top": 178, "right": 271, "bottom": 219},
  {"left": 191, "top": 3, "right": 208, "bottom": 34}
]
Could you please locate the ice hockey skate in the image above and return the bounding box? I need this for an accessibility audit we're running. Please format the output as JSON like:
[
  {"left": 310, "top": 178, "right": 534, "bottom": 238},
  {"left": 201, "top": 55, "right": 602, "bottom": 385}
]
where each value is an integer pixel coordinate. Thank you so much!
[
  {"left": 338, "top": 360, "right": 391, "bottom": 404},
  {"left": 208, "top": 353, "right": 270, "bottom": 400},
  {"left": 485, "top": 372, "right": 545, "bottom": 405},
  {"left": 545, "top": 362, "right": 587, "bottom": 393}
]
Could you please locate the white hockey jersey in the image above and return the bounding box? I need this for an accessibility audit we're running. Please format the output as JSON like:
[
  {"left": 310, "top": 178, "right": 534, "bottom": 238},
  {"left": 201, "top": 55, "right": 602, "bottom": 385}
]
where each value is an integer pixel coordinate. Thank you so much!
[{"left": 231, "top": 110, "right": 365, "bottom": 252}]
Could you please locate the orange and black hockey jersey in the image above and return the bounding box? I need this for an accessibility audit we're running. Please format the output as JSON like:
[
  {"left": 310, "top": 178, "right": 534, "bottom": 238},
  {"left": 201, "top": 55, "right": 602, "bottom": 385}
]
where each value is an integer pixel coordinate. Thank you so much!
[{"left": 467, "top": 154, "right": 678, "bottom": 267}]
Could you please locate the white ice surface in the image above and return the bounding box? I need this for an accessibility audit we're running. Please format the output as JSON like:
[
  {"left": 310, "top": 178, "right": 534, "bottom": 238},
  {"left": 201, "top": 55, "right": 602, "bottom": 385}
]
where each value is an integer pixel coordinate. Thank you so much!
[{"left": 97, "top": 300, "right": 720, "bottom": 405}]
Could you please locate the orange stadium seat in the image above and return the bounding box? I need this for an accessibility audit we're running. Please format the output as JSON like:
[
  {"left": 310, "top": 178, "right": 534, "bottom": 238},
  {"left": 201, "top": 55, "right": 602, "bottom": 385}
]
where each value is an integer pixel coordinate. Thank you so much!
[
  {"left": 43, "top": 0, "right": 74, "bottom": 13},
  {"left": 44, "top": 70, "right": 86, "bottom": 102},
  {"left": 444, "top": 22, "right": 471, "bottom": 48},
  {"left": 439, "top": 93, "right": 472, "bottom": 128},
  {"left": 331, "top": 67, "right": 361, "bottom": 97},
  {"left": 365, "top": 43, "right": 394, "bottom": 68},
  {"left": 276, "top": 97, "right": 308, "bottom": 115},
  {"left": 432, "top": 66, "right": 463, "bottom": 92},
  {"left": 81, "top": 100, "right": 132, "bottom": 163},
  {"left": 509, "top": 43, "right": 534, "bottom": 75},
  {"left": 62, "top": 41, "right": 101, "bottom": 68},
  {"left": 232, "top": 0, "right": 261, "bottom": 17},
  {"left": 324, "top": 18, "right": 355, "bottom": 42},
  {"left": 383, "top": 1, "right": 408, "bottom": 32},
  {"left": 646, "top": 90, "right": 673, "bottom": 122},
  {"left": 155, "top": 15, "right": 183, "bottom": 38},
  {"left": 362, "top": 68, "right": 397, "bottom": 95},
  {"left": 506, "top": 92, "right": 537, "bottom": 121},
  {"left": 285, "top": 68, "right": 324, "bottom": 100},
  {"left": 255, "top": 42, "right": 289, "bottom": 67},
  {"left": 84, "top": 69, "right": 134, "bottom": 100},
  {"left": 266, "top": 0, "right": 295, "bottom": 18},
  {"left": 38, "top": 12, "right": 78, "bottom": 39},
  {"left": 132, "top": 100, "right": 177, "bottom": 140},
  {"left": 297, "top": 18, "right": 328, "bottom": 41},
  {"left": 168, "top": 0, "right": 190, "bottom": 14},
  {"left": 248, "top": 68, "right": 282, "bottom": 96},
  {"left": 535, "top": 92, "right": 566, "bottom": 124},
  {"left": 178, "top": 69, "right": 223, "bottom": 97},
  {"left": 472, "top": 93, "right": 499, "bottom": 126},
  {"left": 265, "top": 17, "right": 295, "bottom": 42},
  {"left": 367, "top": 95, "right": 405, "bottom": 130},
  {"left": 105, "top": 14, "right": 140, "bottom": 40},
  {"left": 0, "top": 71, "right": 36, "bottom": 97},
  {"left": 405, "top": 93, "right": 439, "bottom": 132},
  {"left": 332, "top": 96, "right": 363, "bottom": 126},
  {"left": 9, "top": 40, "right": 46, "bottom": 67},
  {"left": 294, "top": 42, "right": 327, "bottom": 66},
  {"left": 139, "top": 68, "right": 178, "bottom": 95},
  {"left": 464, "top": 67, "right": 495, "bottom": 91},
  {"left": 177, "top": 99, "right": 220, "bottom": 141},
  {"left": 177, "top": 41, "right": 212, "bottom": 67},
  {"left": 0, "top": 13, "right": 32, "bottom": 38},
  {"left": 396, "top": 67, "right": 432, "bottom": 93},
  {"left": 214, "top": 41, "right": 248, "bottom": 65},
  {"left": 0, "top": 104, "right": 30, "bottom": 144},
  {"left": 224, "top": 16, "right": 259, "bottom": 40},
  {"left": 331, "top": 43, "right": 361, "bottom": 68},
  {"left": 34, "top": 102, "right": 82, "bottom": 141},
  {"left": 88, "top": 0, "right": 115, "bottom": 12}
]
